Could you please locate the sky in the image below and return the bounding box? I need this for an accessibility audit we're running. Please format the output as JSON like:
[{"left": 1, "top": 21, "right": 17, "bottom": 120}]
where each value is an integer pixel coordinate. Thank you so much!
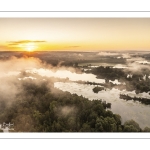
[{"left": 0, "top": 18, "right": 150, "bottom": 51}]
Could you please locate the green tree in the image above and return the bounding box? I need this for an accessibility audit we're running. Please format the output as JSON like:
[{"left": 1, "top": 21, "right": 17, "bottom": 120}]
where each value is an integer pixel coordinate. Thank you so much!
[
  {"left": 123, "top": 120, "right": 141, "bottom": 132},
  {"left": 143, "top": 127, "right": 150, "bottom": 132},
  {"left": 80, "top": 123, "right": 91, "bottom": 132},
  {"left": 95, "top": 117, "right": 104, "bottom": 132}
]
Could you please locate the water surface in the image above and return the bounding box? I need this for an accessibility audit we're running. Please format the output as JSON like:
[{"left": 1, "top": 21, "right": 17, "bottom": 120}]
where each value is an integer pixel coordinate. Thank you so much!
[{"left": 54, "top": 82, "right": 150, "bottom": 129}]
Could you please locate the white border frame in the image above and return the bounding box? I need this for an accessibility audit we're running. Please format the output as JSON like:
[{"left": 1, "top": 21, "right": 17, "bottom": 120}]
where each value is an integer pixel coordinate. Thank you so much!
[
  {"left": 0, "top": 12, "right": 150, "bottom": 18},
  {"left": 0, "top": 11, "right": 150, "bottom": 139}
]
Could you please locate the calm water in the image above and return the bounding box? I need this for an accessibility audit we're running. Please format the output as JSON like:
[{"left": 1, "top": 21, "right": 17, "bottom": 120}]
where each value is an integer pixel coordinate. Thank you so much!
[
  {"left": 54, "top": 82, "right": 150, "bottom": 129},
  {"left": 26, "top": 68, "right": 105, "bottom": 83},
  {"left": 26, "top": 68, "right": 150, "bottom": 128}
]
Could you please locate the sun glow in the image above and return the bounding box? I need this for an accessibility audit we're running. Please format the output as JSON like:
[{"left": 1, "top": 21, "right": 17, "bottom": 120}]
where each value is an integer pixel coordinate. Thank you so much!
[
  {"left": 25, "top": 42, "right": 37, "bottom": 52},
  {"left": 19, "top": 42, "right": 37, "bottom": 52}
]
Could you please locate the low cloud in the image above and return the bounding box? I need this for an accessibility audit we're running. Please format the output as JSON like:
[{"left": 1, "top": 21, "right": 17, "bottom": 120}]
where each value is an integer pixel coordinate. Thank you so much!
[
  {"left": 57, "top": 106, "right": 77, "bottom": 117},
  {"left": 0, "top": 57, "right": 45, "bottom": 102},
  {"left": 0, "top": 56, "right": 82, "bottom": 104},
  {"left": 0, "top": 56, "right": 43, "bottom": 73},
  {"left": 65, "top": 46, "right": 80, "bottom": 48},
  {"left": 78, "top": 54, "right": 83, "bottom": 57},
  {"left": 97, "top": 52, "right": 119, "bottom": 56},
  {"left": 125, "top": 62, "right": 150, "bottom": 74},
  {"left": 7, "top": 40, "right": 46, "bottom": 47},
  {"left": 126, "top": 56, "right": 145, "bottom": 63},
  {"left": 122, "top": 53, "right": 131, "bottom": 59}
]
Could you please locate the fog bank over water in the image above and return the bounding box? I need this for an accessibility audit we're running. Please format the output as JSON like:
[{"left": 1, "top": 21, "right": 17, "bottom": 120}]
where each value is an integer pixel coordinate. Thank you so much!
[
  {"left": 26, "top": 68, "right": 105, "bottom": 83},
  {"left": 1, "top": 56, "right": 150, "bottom": 129},
  {"left": 0, "top": 57, "right": 106, "bottom": 84}
]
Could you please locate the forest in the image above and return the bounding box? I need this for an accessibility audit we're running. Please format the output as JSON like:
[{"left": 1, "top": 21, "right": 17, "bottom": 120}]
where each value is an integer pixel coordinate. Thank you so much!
[
  {"left": 86, "top": 66, "right": 150, "bottom": 94},
  {"left": 0, "top": 79, "right": 149, "bottom": 132}
]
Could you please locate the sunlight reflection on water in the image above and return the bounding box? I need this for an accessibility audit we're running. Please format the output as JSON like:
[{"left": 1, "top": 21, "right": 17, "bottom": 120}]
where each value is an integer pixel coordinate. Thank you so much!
[{"left": 26, "top": 68, "right": 105, "bottom": 83}]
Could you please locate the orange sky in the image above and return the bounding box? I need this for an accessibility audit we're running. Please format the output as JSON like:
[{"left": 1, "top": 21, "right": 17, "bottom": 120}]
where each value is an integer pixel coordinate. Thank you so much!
[{"left": 0, "top": 18, "right": 150, "bottom": 51}]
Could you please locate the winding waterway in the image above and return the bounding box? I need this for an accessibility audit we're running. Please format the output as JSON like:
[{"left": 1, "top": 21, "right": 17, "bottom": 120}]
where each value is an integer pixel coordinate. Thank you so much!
[
  {"left": 2, "top": 67, "right": 150, "bottom": 129},
  {"left": 25, "top": 67, "right": 150, "bottom": 129}
]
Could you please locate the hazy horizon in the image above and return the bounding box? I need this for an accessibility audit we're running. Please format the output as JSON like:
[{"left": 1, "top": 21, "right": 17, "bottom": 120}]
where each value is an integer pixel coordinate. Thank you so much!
[{"left": 1, "top": 18, "right": 150, "bottom": 52}]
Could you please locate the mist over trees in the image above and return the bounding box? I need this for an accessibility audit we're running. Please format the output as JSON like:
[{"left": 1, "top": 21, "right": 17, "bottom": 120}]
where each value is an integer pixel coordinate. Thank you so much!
[
  {"left": 0, "top": 79, "right": 146, "bottom": 132},
  {"left": 0, "top": 51, "right": 150, "bottom": 132}
]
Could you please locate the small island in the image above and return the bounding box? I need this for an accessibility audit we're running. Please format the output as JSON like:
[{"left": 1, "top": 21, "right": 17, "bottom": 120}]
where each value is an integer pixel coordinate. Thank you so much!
[{"left": 93, "top": 86, "right": 105, "bottom": 93}]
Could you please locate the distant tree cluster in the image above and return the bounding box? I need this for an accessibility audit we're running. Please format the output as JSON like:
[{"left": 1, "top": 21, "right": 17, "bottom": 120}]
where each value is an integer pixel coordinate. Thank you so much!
[
  {"left": 88, "top": 66, "right": 126, "bottom": 80},
  {"left": 87, "top": 66, "right": 150, "bottom": 93},
  {"left": 92, "top": 86, "right": 105, "bottom": 93},
  {"left": 120, "top": 94, "right": 150, "bottom": 105}
]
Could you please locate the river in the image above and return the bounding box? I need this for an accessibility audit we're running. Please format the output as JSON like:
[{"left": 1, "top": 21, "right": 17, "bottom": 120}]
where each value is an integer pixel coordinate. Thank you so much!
[
  {"left": 54, "top": 82, "right": 150, "bottom": 129},
  {"left": 2, "top": 67, "right": 150, "bottom": 129},
  {"left": 26, "top": 67, "right": 150, "bottom": 129}
]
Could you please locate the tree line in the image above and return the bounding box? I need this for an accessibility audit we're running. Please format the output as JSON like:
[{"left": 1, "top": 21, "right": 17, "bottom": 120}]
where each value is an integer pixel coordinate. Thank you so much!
[{"left": 86, "top": 66, "right": 150, "bottom": 93}]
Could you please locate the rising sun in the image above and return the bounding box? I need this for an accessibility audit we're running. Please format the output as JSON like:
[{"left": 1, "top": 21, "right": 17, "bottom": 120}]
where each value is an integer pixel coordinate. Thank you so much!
[
  {"left": 19, "top": 42, "right": 37, "bottom": 52},
  {"left": 25, "top": 42, "right": 37, "bottom": 52}
]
